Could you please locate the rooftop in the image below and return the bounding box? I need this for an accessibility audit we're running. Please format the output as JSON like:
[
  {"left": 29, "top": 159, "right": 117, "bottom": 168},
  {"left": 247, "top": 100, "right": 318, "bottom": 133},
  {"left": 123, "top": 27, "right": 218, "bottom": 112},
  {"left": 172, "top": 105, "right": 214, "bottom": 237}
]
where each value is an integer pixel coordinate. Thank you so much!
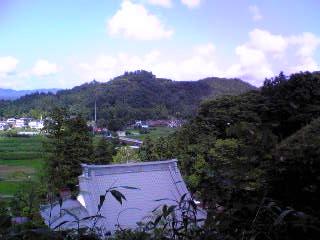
[{"left": 42, "top": 159, "right": 205, "bottom": 234}]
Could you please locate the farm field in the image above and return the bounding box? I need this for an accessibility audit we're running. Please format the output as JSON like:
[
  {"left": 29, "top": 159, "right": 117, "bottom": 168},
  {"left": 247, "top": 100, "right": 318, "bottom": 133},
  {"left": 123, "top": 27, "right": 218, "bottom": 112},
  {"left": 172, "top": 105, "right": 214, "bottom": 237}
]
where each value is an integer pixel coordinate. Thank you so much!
[
  {"left": 125, "top": 127, "right": 176, "bottom": 141},
  {"left": 0, "top": 136, "right": 45, "bottom": 198},
  {"left": 0, "top": 128, "right": 176, "bottom": 197}
]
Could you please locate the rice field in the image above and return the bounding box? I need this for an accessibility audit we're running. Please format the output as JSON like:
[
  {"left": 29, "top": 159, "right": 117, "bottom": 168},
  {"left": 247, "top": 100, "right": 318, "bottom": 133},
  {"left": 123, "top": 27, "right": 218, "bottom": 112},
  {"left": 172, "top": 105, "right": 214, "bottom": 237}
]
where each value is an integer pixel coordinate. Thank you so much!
[{"left": 0, "top": 136, "right": 45, "bottom": 197}]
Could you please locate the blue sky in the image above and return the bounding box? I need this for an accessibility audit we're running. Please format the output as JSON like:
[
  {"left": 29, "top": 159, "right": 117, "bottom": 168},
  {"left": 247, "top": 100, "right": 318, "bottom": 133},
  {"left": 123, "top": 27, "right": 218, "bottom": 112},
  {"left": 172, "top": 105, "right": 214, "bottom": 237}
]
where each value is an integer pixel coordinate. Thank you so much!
[{"left": 0, "top": 0, "right": 319, "bottom": 89}]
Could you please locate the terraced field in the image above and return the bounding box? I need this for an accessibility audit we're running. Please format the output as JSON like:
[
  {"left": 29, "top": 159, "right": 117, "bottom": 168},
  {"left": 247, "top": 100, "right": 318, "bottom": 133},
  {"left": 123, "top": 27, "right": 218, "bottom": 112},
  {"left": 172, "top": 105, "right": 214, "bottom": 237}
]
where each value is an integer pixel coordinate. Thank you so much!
[{"left": 0, "top": 136, "right": 45, "bottom": 197}]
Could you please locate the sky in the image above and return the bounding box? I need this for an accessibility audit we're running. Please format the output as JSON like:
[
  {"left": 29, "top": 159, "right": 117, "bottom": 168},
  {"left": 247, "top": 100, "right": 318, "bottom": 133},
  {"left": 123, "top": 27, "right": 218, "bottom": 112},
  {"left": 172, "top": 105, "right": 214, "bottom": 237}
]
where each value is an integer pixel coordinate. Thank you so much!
[{"left": 0, "top": 0, "right": 319, "bottom": 90}]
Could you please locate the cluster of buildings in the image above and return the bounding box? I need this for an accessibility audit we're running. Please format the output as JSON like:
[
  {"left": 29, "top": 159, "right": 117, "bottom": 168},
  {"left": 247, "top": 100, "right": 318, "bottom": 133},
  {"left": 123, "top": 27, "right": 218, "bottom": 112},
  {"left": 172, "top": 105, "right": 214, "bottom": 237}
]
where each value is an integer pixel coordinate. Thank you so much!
[
  {"left": 0, "top": 117, "right": 44, "bottom": 131},
  {"left": 134, "top": 119, "right": 185, "bottom": 129}
]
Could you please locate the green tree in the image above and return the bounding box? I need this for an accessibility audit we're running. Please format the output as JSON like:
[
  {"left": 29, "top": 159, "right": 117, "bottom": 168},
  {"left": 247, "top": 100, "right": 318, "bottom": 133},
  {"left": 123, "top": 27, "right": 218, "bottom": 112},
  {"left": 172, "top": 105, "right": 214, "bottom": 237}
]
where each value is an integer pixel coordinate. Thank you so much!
[
  {"left": 61, "top": 116, "right": 94, "bottom": 187},
  {"left": 269, "top": 118, "right": 320, "bottom": 216},
  {"left": 44, "top": 108, "right": 93, "bottom": 190},
  {"left": 93, "top": 138, "right": 115, "bottom": 164},
  {"left": 139, "top": 137, "right": 156, "bottom": 161},
  {"left": 113, "top": 146, "right": 140, "bottom": 163}
]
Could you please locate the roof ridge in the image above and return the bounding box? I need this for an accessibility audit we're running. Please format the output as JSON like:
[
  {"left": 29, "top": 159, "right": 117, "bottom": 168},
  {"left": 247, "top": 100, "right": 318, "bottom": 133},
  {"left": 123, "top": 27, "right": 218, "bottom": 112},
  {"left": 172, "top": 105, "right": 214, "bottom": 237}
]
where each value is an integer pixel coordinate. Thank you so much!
[{"left": 81, "top": 159, "right": 178, "bottom": 169}]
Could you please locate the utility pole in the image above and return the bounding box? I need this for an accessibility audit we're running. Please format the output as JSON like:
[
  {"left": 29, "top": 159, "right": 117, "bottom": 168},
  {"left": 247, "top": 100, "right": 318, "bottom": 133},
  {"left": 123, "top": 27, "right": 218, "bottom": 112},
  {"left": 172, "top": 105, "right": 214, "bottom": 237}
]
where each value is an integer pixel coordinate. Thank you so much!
[{"left": 94, "top": 99, "right": 97, "bottom": 123}]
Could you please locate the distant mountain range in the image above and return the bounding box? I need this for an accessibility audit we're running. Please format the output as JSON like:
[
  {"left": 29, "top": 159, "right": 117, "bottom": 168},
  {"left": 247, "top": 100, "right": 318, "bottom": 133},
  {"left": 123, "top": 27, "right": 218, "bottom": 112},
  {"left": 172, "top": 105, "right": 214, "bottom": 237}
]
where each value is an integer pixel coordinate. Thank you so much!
[
  {"left": 0, "top": 70, "right": 256, "bottom": 129},
  {"left": 0, "top": 88, "right": 61, "bottom": 100}
]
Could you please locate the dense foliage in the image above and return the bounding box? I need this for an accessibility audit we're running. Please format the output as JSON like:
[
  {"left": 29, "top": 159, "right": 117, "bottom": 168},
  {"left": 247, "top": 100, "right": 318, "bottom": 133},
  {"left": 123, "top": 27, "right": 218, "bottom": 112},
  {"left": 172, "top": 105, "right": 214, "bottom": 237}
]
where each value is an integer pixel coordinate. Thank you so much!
[
  {"left": 139, "top": 71, "right": 320, "bottom": 239},
  {"left": 270, "top": 118, "right": 320, "bottom": 217},
  {"left": 43, "top": 108, "right": 115, "bottom": 190},
  {"left": 0, "top": 70, "right": 254, "bottom": 130}
]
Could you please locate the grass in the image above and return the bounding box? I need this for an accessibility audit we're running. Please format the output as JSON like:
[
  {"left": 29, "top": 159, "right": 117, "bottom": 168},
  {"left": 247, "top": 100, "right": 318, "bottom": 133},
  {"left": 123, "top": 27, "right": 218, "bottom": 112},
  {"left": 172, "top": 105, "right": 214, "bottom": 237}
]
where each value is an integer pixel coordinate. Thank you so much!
[
  {"left": 0, "top": 181, "right": 22, "bottom": 196},
  {"left": 0, "top": 136, "right": 45, "bottom": 197},
  {"left": 126, "top": 127, "right": 176, "bottom": 141},
  {"left": 0, "top": 159, "right": 43, "bottom": 170}
]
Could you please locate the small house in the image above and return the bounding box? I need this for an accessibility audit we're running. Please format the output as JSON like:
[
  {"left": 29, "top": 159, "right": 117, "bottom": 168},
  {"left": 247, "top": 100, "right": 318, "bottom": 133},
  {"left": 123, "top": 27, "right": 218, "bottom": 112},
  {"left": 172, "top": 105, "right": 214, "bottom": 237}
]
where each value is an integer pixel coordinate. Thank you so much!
[
  {"left": 0, "top": 122, "right": 9, "bottom": 131},
  {"left": 15, "top": 118, "right": 27, "bottom": 128},
  {"left": 28, "top": 120, "right": 44, "bottom": 130},
  {"left": 116, "top": 131, "right": 126, "bottom": 137}
]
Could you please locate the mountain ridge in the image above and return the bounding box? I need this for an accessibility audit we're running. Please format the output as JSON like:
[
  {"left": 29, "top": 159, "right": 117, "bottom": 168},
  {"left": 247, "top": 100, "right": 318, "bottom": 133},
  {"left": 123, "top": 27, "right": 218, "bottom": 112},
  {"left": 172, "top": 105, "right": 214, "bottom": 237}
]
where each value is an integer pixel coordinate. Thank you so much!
[
  {"left": 0, "top": 70, "right": 256, "bottom": 129},
  {"left": 0, "top": 88, "right": 61, "bottom": 100}
]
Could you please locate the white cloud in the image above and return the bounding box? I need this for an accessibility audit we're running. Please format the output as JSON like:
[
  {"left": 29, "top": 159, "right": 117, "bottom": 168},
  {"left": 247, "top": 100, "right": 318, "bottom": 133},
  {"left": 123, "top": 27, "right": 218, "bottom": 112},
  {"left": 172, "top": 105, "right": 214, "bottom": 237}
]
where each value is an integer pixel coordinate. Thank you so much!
[
  {"left": 31, "top": 59, "right": 58, "bottom": 76},
  {"left": 288, "top": 57, "right": 319, "bottom": 73},
  {"left": 248, "top": 29, "right": 288, "bottom": 56},
  {"left": 288, "top": 32, "right": 320, "bottom": 73},
  {"left": 78, "top": 43, "right": 222, "bottom": 82},
  {"left": 3, "top": 28, "right": 319, "bottom": 89},
  {"left": 289, "top": 32, "right": 320, "bottom": 58},
  {"left": 226, "top": 45, "right": 274, "bottom": 85},
  {"left": 181, "top": 0, "right": 201, "bottom": 8},
  {"left": 249, "top": 5, "right": 262, "bottom": 21},
  {"left": 194, "top": 43, "right": 215, "bottom": 56},
  {"left": 78, "top": 28, "right": 320, "bottom": 87},
  {"left": 224, "top": 29, "right": 286, "bottom": 85},
  {"left": 226, "top": 29, "right": 320, "bottom": 85},
  {"left": 107, "top": 0, "right": 173, "bottom": 40},
  {"left": 147, "top": 0, "right": 172, "bottom": 8},
  {"left": 0, "top": 56, "right": 19, "bottom": 76}
]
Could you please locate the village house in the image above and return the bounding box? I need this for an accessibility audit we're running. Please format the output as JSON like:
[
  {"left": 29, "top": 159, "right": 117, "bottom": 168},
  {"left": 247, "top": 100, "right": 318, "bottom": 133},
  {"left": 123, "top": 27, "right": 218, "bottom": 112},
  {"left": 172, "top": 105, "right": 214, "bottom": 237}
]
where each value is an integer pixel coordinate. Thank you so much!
[
  {"left": 134, "top": 120, "right": 149, "bottom": 129},
  {"left": 28, "top": 120, "right": 44, "bottom": 130},
  {"left": 14, "top": 118, "right": 33, "bottom": 128},
  {"left": 40, "top": 159, "right": 205, "bottom": 235},
  {"left": 145, "top": 119, "right": 185, "bottom": 128},
  {"left": 0, "top": 122, "right": 9, "bottom": 131},
  {"left": 116, "top": 130, "right": 126, "bottom": 137},
  {"left": 6, "top": 118, "right": 16, "bottom": 125},
  {"left": 146, "top": 119, "right": 168, "bottom": 127}
]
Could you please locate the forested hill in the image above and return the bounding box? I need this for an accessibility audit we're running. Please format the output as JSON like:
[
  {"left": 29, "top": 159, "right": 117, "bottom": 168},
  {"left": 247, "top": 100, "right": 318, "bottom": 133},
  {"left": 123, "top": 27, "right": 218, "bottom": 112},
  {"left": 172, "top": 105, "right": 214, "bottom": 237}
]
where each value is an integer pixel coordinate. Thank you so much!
[
  {"left": 0, "top": 88, "right": 60, "bottom": 100},
  {"left": 0, "top": 70, "right": 255, "bottom": 128},
  {"left": 140, "top": 71, "right": 320, "bottom": 238}
]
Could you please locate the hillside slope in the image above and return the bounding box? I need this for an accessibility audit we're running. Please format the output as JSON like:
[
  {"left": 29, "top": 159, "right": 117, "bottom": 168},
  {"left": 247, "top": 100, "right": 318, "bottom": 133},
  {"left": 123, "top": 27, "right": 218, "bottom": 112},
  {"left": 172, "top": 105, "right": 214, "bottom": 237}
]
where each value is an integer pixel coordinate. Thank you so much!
[{"left": 0, "top": 70, "right": 255, "bottom": 128}]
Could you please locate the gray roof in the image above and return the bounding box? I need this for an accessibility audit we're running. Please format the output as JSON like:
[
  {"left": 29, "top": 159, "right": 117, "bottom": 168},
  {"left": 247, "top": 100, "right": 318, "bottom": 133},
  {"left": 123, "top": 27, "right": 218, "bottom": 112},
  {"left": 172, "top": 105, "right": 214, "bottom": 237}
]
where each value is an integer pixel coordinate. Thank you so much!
[
  {"left": 79, "top": 159, "right": 195, "bottom": 232},
  {"left": 41, "top": 159, "right": 205, "bottom": 234},
  {"left": 40, "top": 198, "right": 90, "bottom": 230}
]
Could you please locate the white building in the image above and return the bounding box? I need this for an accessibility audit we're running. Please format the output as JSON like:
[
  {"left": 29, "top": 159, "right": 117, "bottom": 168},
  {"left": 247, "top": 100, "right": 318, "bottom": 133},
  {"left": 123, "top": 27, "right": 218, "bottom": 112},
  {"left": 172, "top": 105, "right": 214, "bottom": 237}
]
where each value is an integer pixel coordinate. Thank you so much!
[
  {"left": 6, "top": 118, "right": 16, "bottom": 124},
  {"left": 15, "top": 119, "right": 27, "bottom": 128},
  {"left": 116, "top": 130, "right": 126, "bottom": 137},
  {"left": 135, "top": 120, "right": 149, "bottom": 129},
  {"left": 0, "top": 122, "right": 9, "bottom": 131},
  {"left": 28, "top": 120, "right": 44, "bottom": 130}
]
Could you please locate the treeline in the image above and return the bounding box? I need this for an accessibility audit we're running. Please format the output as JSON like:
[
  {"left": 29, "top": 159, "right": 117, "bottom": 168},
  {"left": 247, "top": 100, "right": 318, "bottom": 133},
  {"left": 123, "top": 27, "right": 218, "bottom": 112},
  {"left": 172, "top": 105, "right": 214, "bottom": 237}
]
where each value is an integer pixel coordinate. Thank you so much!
[
  {"left": 139, "top": 71, "right": 320, "bottom": 239},
  {"left": 0, "top": 70, "right": 254, "bottom": 130}
]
